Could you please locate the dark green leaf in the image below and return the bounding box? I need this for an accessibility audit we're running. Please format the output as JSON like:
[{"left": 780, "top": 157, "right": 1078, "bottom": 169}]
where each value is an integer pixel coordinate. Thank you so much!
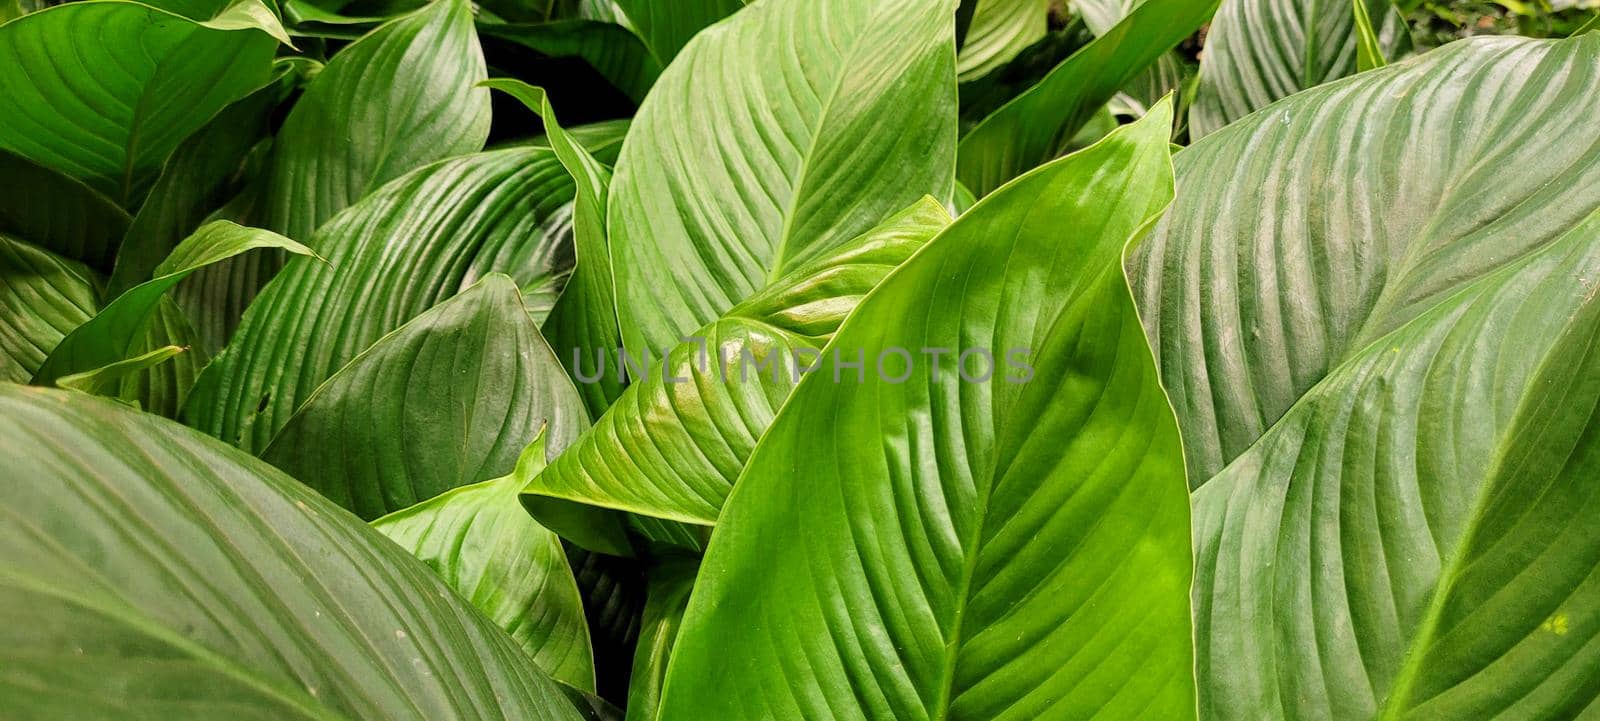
[
  {"left": 609, "top": 0, "right": 744, "bottom": 63},
  {"left": 0, "top": 150, "right": 130, "bottom": 272},
  {"left": 0, "top": 234, "right": 98, "bottom": 383},
  {"left": 0, "top": 385, "right": 591, "bottom": 720},
  {"left": 482, "top": 21, "right": 662, "bottom": 103}
]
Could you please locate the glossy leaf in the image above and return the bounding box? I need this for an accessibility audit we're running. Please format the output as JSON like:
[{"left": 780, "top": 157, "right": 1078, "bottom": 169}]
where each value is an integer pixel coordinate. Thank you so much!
[
  {"left": 1353, "top": 0, "right": 1389, "bottom": 70},
  {"left": 55, "top": 344, "right": 184, "bottom": 400},
  {"left": 1189, "top": 0, "right": 1409, "bottom": 137},
  {"left": 374, "top": 433, "right": 595, "bottom": 692},
  {"left": 956, "top": 0, "right": 1215, "bottom": 196},
  {"left": 525, "top": 199, "right": 950, "bottom": 526},
  {"left": 658, "top": 103, "right": 1194, "bottom": 721},
  {"left": 262, "top": 275, "right": 586, "bottom": 520},
  {"left": 257, "top": 0, "right": 491, "bottom": 243},
  {"left": 0, "top": 385, "right": 589, "bottom": 721},
  {"left": 486, "top": 80, "right": 626, "bottom": 416},
  {"left": 0, "top": 0, "right": 282, "bottom": 204},
  {"left": 0, "top": 235, "right": 98, "bottom": 383},
  {"left": 33, "top": 221, "right": 312, "bottom": 387},
  {"left": 608, "top": 0, "right": 957, "bottom": 359},
  {"left": 1130, "top": 34, "right": 1600, "bottom": 482},
  {"left": 609, "top": 0, "right": 743, "bottom": 63},
  {"left": 183, "top": 142, "right": 614, "bottom": 453},
  {"left": 0, "top": 150, "right": 129, "bottom": 272},
  {"left": 957, "top": 0, "right": 1048, "bottom": 81}
]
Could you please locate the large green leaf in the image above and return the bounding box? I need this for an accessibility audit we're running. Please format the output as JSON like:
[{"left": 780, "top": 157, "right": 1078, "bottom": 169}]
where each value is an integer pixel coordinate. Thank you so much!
[
  {"left": 0, "top": 0, "right": 282, "bottom": 205},
  {"left": 1191, "top": 207, "right": 1600, "bottom": 721},
  {"left": 608, "top": 0, "right": 957, "bottom": 360},
  {"left": 956, "top": 0, "right": 1048, "bottom": 81},
  {"left": 0, "top": 386, "right": 589, "bottom": 721},
  {"left": 33, "top": 220, "right": 313, "bottom": 387},
  {"left": 609, "top": 0, "right": 743, "bottom": 63},
  {"left": 525, "top": 199, "right": 949, "bottom": 526},
  {"left": 658, "top": 103, "right": 1193, "bottom": 721},
  {"left": 1188, "top": 0, "right": 1410, "bottom": 137},
  {"left": 183, "top": 142, "right": 615, "bottom": 454},
  {"left": 258, "top": 0, "right": 491, "bottom": 243},
  {"left": 374, "top": 433, "right": 595, "bottom": 692},
  {"left": 0, "top": 150, "right": 129, "bottom": 272},
  {"left": 261, "top": 275, "right": 586, "bottom": 521},
  {"left": 1129, "top": 34, "right": 1600, "bottom": 482},
  {"left": 1071, "top": 0, "right": 1194, "bottom": 112},
  {"left": 955, "top": 0, "right": 1214, "bottom": 197},
  {"left": 0, "top": 234, "right": 98, "bottom": 383},
  {"left": 486, "top": 81, "right": 626, "bottom": 416}
]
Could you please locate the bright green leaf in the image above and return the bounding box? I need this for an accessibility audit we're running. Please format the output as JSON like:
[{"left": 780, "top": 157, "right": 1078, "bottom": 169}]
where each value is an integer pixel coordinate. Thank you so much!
[
  {"left": 55, "top": 344, "right": 184, "bottom": 401},
  {"left": 658, "top": 102, "right": 1194, "bottom": 721},
  {"left": 624, "top": 556, "right": 697, "bottom": 721},
  {"left": 609, "top": 0, "right": 957, "bottom": 361},
  {"left": 32, "top": 220, "right": 313, "bottom": 387},
  {"left": 525, "top": 199, "right": 950, "bottom": 527},
  {"left": 1354, "top": 0, "right": 1390, "bottom": 70},
  {"left": 957, "top": 0, "right": 1049, "bottom": 81}
]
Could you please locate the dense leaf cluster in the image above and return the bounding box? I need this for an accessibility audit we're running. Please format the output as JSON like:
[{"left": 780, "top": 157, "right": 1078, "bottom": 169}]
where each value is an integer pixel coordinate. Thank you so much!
[{"left": 2, "top": 0, "right": 1598, "bottom": 719}]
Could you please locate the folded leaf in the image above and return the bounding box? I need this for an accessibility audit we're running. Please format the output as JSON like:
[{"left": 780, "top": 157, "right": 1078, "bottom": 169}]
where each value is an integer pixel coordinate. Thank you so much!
[
  {"left": 374, "top": 433, "right": 595, "bottom": 692},
  {"left": 0, "top": 150, "right": 129, "bottom": 272},
  {"left": 0, "top": 0, "right": 282, "bottom": 204},
  {"left": 526, "top": 199, "right": 950, "bottom": 526},
  {"left": 262, "top": 275, "right": 586, "bottom": 520},
  {"left": 659, "top": 102, "right": 1194, "bottom": 721},
  {"left": 624, "top": 557, "right": 697, "bottom": 721},
  {"left": 487, "top": 80, "right": 627, "bottom": 416},
  {"left": 33, "top": 221, "right": 311, "bottom": 388},
  {"left": 1130, "top": 34, "right": 1600, "bottom": 482},
  {"left": 0, "top": 386, "right": 590, "bottom": 721},
  {"left": 0, "top": 235, "right": 98, "bottom": 383},
  {"left": 184, "top": 143, "right": 615, "bottom": 454},
  {"left": 55, "top": 344, "right": 185, "bottom": 400},
  {"left": 1189, "top": 0, "right": 1409, "bottom": 137},
  {"left": 956, "top": 0, "right": 1215, "bottom": 196},
  {"left": 608, "top": 0, "right": 957, "bottom": 360}
]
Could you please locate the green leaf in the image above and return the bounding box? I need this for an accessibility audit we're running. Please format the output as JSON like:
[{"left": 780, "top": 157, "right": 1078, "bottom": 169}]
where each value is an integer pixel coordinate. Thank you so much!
[
  {"left": 956, "top": 0, "right": 1048, "bottom": 81},
  {"left": 624, "top": 556, "right": 696, "bottom": 721},
  {"left": 609, "top": 0, "right": 957, "bottom": 361},
  {"left": 0, "top": 150, "right": 130, "bottom": 272},
  {"left": 609, "top": 0, "right": 744, "bottom": 63},
  {"left": 261, "top": 275, "right": 586, "bottom": 520},
  {"left": 258, "top": 0, "right": 491, "bottom": 243},
  {"left": 0, "top": 385, "right": 591, "bottom": 721},
  {"left": 54, "top": 344, "right": 184, "bottom": 401},
  {"left": 1353, "top": 0, "right": 1389, "bottom": 70},
  {"left": 1193, "top": 211, "right": 1600, "bottom": 720},
  {"left": 956, "top": 0, "right": 1215, "bottom": 197},
  {"left": 32, "top": 220, "right": 313, "bottom": 388},
  {"left": 0, "top": 234, "right": 98, "bottom": 383},
  {"left": 0, "top": 0, "right": 282, "bottom": 204},
  {"left": 1071, "top": 0, "right": 1196, "bottom": 112},
  {"left": 106, "top": 71, "right": 287, "bottom": 298},
  {"left": 657, "top": 103, "right": 1193, "bottom": 721},
  {"left": 1129, "top": 34, "right": 1600, "bottom": 482},
  {"left": 184, "top": 143, "right": 616, "bottom": 454},
  {"left": 486, "top": 80, "right": 626, "bottom": 417},
  {"left": 374, "top": 432, "right": 596, "bottom": 692},
  {"left": 1189, "top": 0, "right": 1410, "bottom": 137},
  {"left": 524, "top": 199, "right": 950, "bottom": 527},
  {"left": 481, "top": 21, "right": 662, "bottom": 103}
]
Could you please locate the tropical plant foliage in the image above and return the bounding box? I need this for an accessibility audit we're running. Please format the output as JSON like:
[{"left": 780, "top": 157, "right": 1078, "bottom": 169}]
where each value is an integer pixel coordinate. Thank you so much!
[{"left": 2, "top": 0, "right": 1597, "bottom": 719}]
